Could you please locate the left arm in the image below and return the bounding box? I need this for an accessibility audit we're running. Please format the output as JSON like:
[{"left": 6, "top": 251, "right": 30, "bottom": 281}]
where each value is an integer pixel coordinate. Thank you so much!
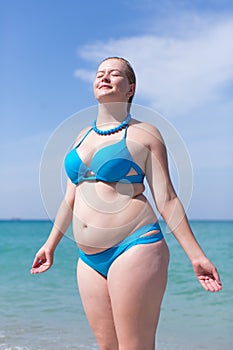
[{"left": 144, "top": 124, "right": 222, "bottom": 292}]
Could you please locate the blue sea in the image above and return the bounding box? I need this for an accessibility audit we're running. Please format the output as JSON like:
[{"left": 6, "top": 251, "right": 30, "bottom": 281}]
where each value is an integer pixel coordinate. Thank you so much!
[{"left": 0, "top": 220, "right": 232, "bottom": 350}]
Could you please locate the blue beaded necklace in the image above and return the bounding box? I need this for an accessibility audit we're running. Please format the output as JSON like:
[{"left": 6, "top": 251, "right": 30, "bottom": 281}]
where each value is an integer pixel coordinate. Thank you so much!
[{"left": 92, "top": 114, "right": 131, "bottom": 135}]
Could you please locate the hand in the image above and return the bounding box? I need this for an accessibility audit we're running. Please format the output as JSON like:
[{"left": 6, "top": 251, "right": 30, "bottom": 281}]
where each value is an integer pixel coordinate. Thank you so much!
[
  {"left": 30, "top": 246, "right": 54, "bottom": 274},
  {"left": 192, "top": 257, "right": 222, "bottom": 292}
]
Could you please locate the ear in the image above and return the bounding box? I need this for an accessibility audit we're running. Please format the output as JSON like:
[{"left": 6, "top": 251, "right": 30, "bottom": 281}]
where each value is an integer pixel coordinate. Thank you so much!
[{"left": 127, "top": 83, "right": 136, "bottom": 97}]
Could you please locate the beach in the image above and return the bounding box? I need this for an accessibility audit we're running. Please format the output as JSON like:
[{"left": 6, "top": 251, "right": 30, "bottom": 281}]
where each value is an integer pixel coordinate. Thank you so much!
[{"left": 0, "top": 220, "right": 232, "bottom": 350}]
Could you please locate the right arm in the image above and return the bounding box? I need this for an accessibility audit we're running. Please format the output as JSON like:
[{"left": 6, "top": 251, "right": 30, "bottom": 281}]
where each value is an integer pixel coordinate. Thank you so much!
[{"left": 31, "top": 179, "right": 76, "bottom": 274}]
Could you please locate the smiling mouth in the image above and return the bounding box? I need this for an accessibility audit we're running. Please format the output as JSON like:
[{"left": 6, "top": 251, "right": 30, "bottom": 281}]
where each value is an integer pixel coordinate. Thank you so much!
[{"left": 99, "top": 85, "right": 112, "bottom": 89}]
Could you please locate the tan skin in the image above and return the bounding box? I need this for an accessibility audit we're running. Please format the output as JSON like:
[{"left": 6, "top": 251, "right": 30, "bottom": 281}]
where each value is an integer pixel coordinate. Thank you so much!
[{"left": 31, "top": 59, "right": 222, "bottom": 350}]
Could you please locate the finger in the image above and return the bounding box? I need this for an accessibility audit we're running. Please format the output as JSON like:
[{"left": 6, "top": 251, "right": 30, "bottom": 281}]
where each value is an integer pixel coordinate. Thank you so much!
[
  {"left": 30, "top": 262, "right": 51, "bottom": 274},
  {"left": 206, "top": 267, "right": 222, "bottom": 291},
  {"left": 32, "top": 260, "right": 45, "bottom": 269},
  {"left": 200, "top": 277, "right": 222, "bottom": 292},
  {"left": 210, "top": 279, "right": 222, "bottom": 292},
  {"left": 31, "top": 256, "right": 45, "bottom": 271},
  {"left": 32, "top": 255, "right": 44, "bottom": 268},
  {"left": 205, "top": 278, "right": 217, "bottom": 292},
  {"left": 198, "top": 276, "right": 215, "bottom": 292},
  {"left": 199, "top": 279, "right": 209, "bottom": 291},
  {"left": 30, "top": 261, "right": 43, "bottom": 274},
  {"left": 31, "top": 267, "right": 41, "bottom": 274},
  {"left": 212, "top": 268, "right": 222, "bottom": 286},
  {"left": 31, "top": 259, "right": 40, "bottom": 269},
  {"left": 200, "top": 282, "right": 209, "bottom": 291}
]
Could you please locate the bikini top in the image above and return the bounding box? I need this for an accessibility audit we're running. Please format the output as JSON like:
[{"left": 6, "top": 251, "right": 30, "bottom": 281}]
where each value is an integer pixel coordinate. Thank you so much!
[{"left": 64, "top": 126, "right": 145, "bottom": 185}]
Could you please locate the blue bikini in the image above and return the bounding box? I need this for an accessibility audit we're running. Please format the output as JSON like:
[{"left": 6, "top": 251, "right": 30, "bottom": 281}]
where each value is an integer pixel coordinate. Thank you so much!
[
  {"left": 65, "top": 122, "right": 164, "bottom": 278},
  {"left": 65, "top": 126, "right": 144, "bottom": 185},
  {"left": 79, "top": 223, "right": 163, "bottom": 277}
]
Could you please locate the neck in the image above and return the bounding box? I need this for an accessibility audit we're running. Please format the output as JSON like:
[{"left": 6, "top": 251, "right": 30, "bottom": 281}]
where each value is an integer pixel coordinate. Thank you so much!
[{"left": 96, "top": 102, "right": 129, "bottom": 126}]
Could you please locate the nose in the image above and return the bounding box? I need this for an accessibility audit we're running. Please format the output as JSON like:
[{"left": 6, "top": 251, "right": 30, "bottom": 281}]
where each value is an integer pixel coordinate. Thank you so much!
[{"left": 101, "top": 72, "right": 111, "bottom": 82}]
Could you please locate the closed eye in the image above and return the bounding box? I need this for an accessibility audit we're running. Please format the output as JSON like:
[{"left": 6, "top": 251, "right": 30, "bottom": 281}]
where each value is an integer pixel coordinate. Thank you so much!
[
  {"left": 96, "top": 73, "right": 104, "bottom": 78},
  {"left": 111, "top": 70, "right": 123, "bottom": 76},
  {"left": 96, "top": 69, "right": 123, "bottom": 78}
]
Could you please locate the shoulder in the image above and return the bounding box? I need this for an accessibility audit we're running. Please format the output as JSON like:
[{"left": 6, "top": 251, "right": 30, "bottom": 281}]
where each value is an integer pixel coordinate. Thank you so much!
[
  {"left": 74, "top": 125, "right": 92, "bottom": 144},
  {"left": 129, "top": 119, "right": 165, "bottom": 149}
]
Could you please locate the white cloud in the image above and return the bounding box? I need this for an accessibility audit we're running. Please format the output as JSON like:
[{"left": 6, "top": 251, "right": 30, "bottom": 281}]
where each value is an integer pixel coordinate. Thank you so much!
[
  {"left": 75, "top": 16, "right": 233, "bottom": 117},
  {"left": 73, "top": 14, "right": 233, "bottom": 220},
  {"left": 74, "top": 68, "right": 95, "bottom": 82}
]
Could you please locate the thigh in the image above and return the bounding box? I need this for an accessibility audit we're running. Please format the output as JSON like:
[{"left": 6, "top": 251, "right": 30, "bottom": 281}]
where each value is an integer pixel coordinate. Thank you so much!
[
  {"left": 107, "top": 239, "right": 169, "bottom": 350},
  {"left": 77, "top": 259, "right": 118, "bottom": 350}
]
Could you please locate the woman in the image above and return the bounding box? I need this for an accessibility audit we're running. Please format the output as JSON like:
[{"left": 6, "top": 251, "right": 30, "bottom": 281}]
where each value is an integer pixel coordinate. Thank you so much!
[{"left": 31, "top": 57, "right": 222, "bottom": 350}]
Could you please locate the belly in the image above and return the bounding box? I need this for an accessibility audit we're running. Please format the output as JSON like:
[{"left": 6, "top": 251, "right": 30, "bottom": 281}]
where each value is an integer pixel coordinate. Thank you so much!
[{"left": 72, "top": 181, "right": 157, "bottom": 253}]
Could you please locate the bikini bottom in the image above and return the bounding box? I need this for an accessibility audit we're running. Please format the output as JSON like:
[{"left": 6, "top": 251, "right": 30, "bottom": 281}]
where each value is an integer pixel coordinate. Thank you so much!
[{"left": 78, "top": 222, "right": 164, "bottom": 278}]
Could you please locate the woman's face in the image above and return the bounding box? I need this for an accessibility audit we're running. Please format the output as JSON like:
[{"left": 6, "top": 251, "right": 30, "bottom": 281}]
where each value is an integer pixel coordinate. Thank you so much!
[{"left": 93, "top": 59, "right": 135, "bottom": 104}]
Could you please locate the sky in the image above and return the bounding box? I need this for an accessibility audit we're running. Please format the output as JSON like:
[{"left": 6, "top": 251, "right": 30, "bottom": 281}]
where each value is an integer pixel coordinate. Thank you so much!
[{"left": 1, "top": 0, "right": 233, "bottom": 220}]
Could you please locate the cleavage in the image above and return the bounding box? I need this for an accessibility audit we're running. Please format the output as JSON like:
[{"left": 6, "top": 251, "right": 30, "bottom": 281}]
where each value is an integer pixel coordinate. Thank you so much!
[{"left": 76, "top": 136, "right": 123, "bottom": 169}]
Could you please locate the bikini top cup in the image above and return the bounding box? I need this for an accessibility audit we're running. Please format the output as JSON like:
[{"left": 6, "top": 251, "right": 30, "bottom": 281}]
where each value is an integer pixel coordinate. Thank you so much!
[{"left": 64, "top": 126, "right": 145, "bottom": 185}]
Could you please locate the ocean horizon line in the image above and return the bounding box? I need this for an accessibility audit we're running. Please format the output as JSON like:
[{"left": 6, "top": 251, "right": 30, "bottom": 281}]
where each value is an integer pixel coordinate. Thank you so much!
[{"left": 0, "top": 218, "right": 232, "bottom": 222}]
